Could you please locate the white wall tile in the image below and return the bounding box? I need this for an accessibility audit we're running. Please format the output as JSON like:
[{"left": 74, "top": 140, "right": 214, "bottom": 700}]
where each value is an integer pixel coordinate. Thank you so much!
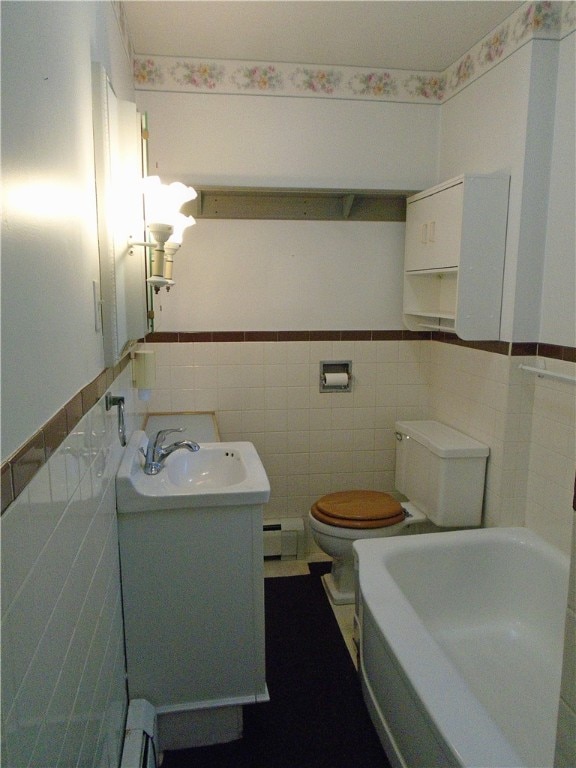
[
  {"left": 154, "top": 362, "right": 171, "bottom": 389},
  {"left": 193, "top": 343, "right": 218, "bottom": 365},
  {"left": 2, "top": 366, "right": 136, "bottom": 768},
  {"left": 170, "top": 365, "right": 195, "bottom": 391},
  {"left": 374, "top": 341, "right": 398, "bottom": 362},
  {"left": 144, "top": 340, "right": 575, "bottom": 588},
  {"left": 171, "top": 389, "right": 198, "bottom": 412},
  {"left": 556, "top": 511, "right": 576, "bottom": 767},
  {"left": 170, "top": 342, "right": 195, "bottom": 365},
  {"left": 285, "top": 342, "right": 310, "bottom": 364},
  {"left": 428, "top": 346, "right": 575, "bottom": 558}
]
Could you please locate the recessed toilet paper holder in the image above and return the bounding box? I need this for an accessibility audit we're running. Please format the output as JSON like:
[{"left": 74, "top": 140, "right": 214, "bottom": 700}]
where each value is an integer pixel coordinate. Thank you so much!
[{"left": 319, "top": 361, "right": 352, "bottom": 392}]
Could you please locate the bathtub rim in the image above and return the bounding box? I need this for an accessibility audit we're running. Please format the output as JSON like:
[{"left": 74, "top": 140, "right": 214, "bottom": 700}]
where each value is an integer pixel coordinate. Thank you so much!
[{"left": 354, "top": 526, "right": 570, "bottom": 768}]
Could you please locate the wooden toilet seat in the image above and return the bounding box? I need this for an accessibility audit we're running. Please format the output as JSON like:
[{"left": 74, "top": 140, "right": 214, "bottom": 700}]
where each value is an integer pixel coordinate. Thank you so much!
[{"left": 310, "top": 490, "right": 405, "bottom": 529}]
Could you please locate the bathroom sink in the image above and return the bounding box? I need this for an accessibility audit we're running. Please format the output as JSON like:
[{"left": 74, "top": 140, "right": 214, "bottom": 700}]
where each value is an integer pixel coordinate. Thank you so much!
[
  {"left": 116, "top": 430, "right": 270, "bottom": 511},
  {"left": 164, "top": 447, "right": 248, "bottom": 488}
]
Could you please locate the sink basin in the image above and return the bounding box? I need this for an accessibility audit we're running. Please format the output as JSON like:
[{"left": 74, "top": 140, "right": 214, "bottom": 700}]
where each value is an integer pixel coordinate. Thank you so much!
[
  {"left": 164, "top": 447, "right": 248, "bottom": 488},
  {"left": 116, "top": 430, "right": 270, "bottom": 511}
]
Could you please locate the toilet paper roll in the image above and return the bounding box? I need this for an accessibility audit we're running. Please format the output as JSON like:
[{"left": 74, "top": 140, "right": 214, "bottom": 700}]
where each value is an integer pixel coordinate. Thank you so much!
[{"left": 323, "top": 372, "right": 349, "bottom": 387}]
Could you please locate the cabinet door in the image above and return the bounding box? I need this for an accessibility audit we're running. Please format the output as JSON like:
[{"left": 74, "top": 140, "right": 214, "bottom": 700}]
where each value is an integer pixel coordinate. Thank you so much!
[
  {"left": 426, "top": 182, "right": 463, "bottom": 269},
  {"left": 120, "top": 505, "right": 266, "bottom": 707},
  {"left": 405, "top": 182, "right": 463, "bottom": 271},
  {"left": 404, "top": 194, "right": 434, "bottom": 271}
]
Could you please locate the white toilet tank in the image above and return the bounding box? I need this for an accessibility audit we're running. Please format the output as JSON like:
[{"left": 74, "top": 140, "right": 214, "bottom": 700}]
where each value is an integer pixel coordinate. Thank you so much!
[{"left": 395, "top": 420, "right": 489, "bottom": 527}]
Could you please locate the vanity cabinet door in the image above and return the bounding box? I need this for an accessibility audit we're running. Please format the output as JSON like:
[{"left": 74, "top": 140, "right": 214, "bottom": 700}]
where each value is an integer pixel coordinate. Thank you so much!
[{"left": 119, "top": 503, "right": 266, "bottom": 708}]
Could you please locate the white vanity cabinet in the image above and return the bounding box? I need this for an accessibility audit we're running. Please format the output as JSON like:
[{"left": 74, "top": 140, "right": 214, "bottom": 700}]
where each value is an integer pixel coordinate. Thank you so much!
[
  {"left": 115, "top": 419, "right": 270, "bottom": 751},
  {"left": 118, "top": 500, "right": 267, "bottom": 748},
  {"left": 403, "top": 174, "right": 510, "bottom": 339}
]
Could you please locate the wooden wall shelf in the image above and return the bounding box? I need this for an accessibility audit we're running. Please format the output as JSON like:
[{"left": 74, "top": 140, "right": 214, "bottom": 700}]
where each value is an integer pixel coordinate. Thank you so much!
[{"left": 183, "top": 186, "right": 416, "bottom": 221}]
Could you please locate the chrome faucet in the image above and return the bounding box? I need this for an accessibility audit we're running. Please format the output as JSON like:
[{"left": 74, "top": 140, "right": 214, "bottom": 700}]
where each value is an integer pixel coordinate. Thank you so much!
[{"left": 140, "top": 428, "right": 200, "bottom": 475}]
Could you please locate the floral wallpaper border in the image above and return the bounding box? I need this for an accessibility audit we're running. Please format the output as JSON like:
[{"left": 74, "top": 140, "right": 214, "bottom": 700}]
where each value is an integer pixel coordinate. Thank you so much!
[{"left": 133, "top": 1, "right": 575, "bottom": 104}]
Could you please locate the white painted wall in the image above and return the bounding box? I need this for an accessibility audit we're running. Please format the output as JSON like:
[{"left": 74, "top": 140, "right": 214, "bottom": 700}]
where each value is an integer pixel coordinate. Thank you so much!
[
  {"left": 438, "top": 44, "right": 531, "bottom": 342},
  {"left": 138, "top": 91, "right": 440, "bottom": 190},
  {"left": 540, "top": 31, "right": 575, "bottom": 347},
  {"left": 439, "top": 37, "right": 573, "bottom": 345},
  {"left": 155, "top": 220, "right": 406, "bottom": 331},
  {"left": 1, "top": 4, "right": 135, "bottom": 767},
  {"left": 2, "top": 6, "right": 573, "bottom": 766},
  {"left": 136, "top": 90, "right": 439, "bottom": 332},
  {"left": 1, "top": 1, "right": 134, "bottom": 461},
  {"left": 437, "top": 31, "right": 575, "bottom": 765},
  {"left": 140, "top": 34, "right": 574, "bottom": 348}
]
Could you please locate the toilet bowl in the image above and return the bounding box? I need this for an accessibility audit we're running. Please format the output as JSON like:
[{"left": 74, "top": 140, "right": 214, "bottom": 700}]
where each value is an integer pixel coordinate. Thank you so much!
[
  {"left": 309, "top": 492, "right": 426, "bottom": 604},
  {"left": 309, "top": 420, "right": 490, "bottom": 605}
]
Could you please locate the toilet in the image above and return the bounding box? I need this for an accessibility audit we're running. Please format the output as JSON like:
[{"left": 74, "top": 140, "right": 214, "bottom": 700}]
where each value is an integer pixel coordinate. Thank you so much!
[{"left": 309, "top": 420, "right": 489, "bottom": 604}]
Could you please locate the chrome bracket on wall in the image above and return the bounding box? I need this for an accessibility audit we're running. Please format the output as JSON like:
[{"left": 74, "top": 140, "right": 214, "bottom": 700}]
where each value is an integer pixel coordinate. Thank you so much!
[{"left": 105, "top": 394, "right": 127, "bottom": 446}]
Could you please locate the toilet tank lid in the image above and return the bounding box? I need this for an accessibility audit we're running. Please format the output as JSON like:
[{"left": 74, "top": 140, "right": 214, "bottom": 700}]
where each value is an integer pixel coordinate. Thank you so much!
[{"left": 395, "top": 420, "right": 489, "bottom": 458}]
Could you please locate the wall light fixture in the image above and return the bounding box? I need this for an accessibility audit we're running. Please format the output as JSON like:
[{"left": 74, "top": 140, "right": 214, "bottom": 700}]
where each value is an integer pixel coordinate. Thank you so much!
[{"left": 130, "top": 176, "right": 197, "bottom": 293}]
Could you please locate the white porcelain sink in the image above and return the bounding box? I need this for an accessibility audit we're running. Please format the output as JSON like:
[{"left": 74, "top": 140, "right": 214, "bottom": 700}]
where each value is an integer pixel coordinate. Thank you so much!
[
  {"left": 116, "top": 430, "right": 270, "bottom": 511},
  {"left": 164, "top": 446, "right": 247, "bottom": 488}
]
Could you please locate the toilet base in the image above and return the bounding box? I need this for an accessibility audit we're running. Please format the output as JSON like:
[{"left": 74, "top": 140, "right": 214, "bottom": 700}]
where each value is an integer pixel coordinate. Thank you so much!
[{"left": 322, "top": 572, "right": 355, "bottom": 604}]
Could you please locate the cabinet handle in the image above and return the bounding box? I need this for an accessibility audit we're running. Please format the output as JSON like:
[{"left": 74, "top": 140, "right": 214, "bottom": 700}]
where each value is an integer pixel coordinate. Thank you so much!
[
  {"left": 420, "top": 223, "right": 428, "bottom": 244},
  {"left": 429, "top": 220, "right": 436, "bottom": 242}
]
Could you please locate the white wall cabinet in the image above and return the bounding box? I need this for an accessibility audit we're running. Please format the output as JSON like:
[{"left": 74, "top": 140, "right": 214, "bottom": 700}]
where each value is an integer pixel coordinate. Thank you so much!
[{"left": 403, "top": 174, "right": 510, "bottom": 339}]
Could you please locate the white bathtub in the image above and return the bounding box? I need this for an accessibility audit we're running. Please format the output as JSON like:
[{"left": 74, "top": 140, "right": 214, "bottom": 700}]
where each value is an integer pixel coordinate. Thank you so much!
[{"left": 354, "top": 528, "right": 570, "bottom": 768}]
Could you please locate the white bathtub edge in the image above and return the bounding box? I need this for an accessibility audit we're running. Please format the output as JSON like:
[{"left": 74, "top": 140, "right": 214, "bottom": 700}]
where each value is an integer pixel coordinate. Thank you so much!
[{"left": 354, "top": 526, "right": 569, "bottom": 768}]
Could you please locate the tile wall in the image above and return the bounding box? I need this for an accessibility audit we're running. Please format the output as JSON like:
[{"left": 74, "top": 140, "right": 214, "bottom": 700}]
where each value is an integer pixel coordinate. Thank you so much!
[
  {"left": 144, "top": 336, "right": 575, "bottom": 552},
  {"left": 145, "top": 336, "right": 430, "bottom": 521},
  {"left": 427, "top": 341, "right": 575, "bottom": 768},
  {"left": 2, "top": 335, "right": 574, "bottom": 767},
  {"left": 527, "top": 373, "right": 576, "bottom": 548},
  {"left": 1, "top": 364, "right": 144, "bottom": 768},
  {"left": 428, "top": 342, "right": 575, "bottom": 551},
  {"left": 145, "top": 333, "right": 575, "bottom": 765},
  {"left": 556, "top": 517, "right": 576, "bottom": 768}
]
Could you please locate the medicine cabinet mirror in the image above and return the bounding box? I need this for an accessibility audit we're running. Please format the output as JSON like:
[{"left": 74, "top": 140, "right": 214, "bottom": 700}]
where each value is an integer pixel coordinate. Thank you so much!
[{"left": 92, "top": 62, "right": 148, "bottom": 366}]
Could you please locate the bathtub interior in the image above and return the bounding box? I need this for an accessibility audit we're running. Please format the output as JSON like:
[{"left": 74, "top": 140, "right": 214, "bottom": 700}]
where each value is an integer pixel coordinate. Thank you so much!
[{"left": 355, "top": 528, "right": 570, "bottom": 768}]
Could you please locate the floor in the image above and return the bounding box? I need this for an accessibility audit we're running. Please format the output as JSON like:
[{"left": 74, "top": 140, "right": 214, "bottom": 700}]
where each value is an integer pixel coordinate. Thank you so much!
[
  {"left": 264, "top": 555, "right": 358, "bottom": 669},
  {"left": 160, "top": 555, "right": 390, "bottom": 768}
]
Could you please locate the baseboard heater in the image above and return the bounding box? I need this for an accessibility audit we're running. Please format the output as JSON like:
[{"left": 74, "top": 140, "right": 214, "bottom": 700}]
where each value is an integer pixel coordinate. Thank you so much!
[
  {"left": 263, "top": 518, "right": 305, "bottom": 560},
  {"left": 120, "top": 699, "right": 159, "bottom": 768}
]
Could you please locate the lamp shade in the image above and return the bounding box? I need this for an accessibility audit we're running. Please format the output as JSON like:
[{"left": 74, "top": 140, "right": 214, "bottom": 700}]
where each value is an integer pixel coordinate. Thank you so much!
[
  {"left": 168, "top": 212, "right": 196, "bottom": 245},
  {"left": 142, "top": 176, "right": 197, "bottom": 226}
]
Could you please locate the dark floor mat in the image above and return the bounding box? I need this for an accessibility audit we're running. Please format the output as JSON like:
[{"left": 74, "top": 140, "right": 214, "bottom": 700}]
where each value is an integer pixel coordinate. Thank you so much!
[
  {"left": 160, "top": 575, "right": 390, "bottom": 768},
  {"left": 307, "top": 560, "right": 332, "bottom": 577}
]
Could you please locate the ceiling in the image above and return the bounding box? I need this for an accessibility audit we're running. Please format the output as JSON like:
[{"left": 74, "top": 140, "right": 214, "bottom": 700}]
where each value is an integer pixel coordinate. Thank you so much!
[{"left": 124, "top": 1, "right": 523, "bottom": 73}]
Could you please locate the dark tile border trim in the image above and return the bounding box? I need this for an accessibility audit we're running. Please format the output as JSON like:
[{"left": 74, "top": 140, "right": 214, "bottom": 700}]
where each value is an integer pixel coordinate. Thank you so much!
[
  {"left": 2, "top": 334, "right": 574, "bottom": 514},
  {"left": 1, "top": 355, "right": 130, "bottom": 515},
  {"left": 528, "top": 343, "right": 576, "bottom": 363},
  {"left": 432, "top": 336, "right": 576, "bottom": 361},
  {"left": 430, "top": 333, "right": 510, "bottom": 354},
  {"left": 144, "top": 330, "right": 430, "bottom": 343}
]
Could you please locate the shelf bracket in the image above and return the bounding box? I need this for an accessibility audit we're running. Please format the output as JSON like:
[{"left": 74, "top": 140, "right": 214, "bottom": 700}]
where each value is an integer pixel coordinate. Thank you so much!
[{"left": 342, "top": 194, "right": 355, "bottom": 219}]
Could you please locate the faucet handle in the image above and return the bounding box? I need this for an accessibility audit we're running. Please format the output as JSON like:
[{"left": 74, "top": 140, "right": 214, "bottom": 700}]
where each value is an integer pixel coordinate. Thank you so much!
[{"left": 153, "top": 427, "right": 183, "bottom": 449}]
